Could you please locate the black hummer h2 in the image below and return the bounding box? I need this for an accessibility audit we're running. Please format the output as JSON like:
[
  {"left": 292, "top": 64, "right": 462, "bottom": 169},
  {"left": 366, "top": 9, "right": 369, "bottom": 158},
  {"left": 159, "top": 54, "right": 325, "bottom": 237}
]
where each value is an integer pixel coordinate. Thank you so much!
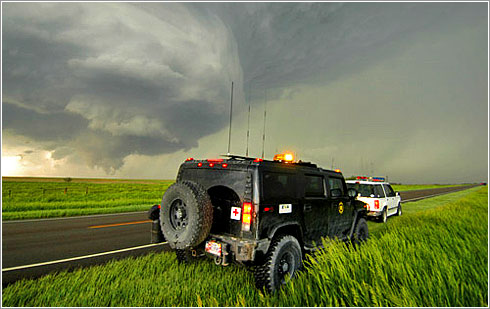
[{"left": 155, "top": 154, "right": 368, "bottom": 293}]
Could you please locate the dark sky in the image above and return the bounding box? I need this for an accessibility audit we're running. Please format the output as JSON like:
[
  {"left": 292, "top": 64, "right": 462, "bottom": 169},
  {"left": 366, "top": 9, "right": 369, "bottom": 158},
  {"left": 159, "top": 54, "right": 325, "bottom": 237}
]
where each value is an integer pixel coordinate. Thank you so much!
[{"left": 2, "top": 2, "right": 488, "bottom": 183}]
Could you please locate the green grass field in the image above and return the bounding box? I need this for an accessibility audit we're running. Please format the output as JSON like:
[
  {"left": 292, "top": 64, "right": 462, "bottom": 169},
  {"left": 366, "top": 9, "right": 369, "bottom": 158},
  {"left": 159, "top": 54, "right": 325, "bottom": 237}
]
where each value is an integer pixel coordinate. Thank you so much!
[
  {"left": 2, "top": 186, "right": 487, "bottom": 307},
  {"left": 1, "top": 177, "right": 467, "bottom": 220},
  {"left": 2, "top": 178, "right": 174, "bottom": 220}
]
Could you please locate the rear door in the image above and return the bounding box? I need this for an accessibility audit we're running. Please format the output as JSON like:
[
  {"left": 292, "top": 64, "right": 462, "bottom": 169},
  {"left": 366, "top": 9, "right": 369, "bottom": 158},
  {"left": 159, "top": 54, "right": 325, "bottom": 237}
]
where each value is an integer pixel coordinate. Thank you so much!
[
  {"left": 382, "top": 184, "right": 397, "bottom": 215},
  {"left": 302, "top": 173, "right": 329, "bottom": 247},
  {"left": 180, "top": 167, "right": 249, "bottom": 237},
  {"left": 259, "top": 170, "right": 300, "bottom": 239}
]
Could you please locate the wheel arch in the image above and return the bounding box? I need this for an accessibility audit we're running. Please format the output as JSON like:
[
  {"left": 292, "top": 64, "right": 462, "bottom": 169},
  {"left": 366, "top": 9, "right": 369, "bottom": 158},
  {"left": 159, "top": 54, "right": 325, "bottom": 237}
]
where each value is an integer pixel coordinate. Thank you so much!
[{"left": 268, "top": 222, "right": 304, "bottom": 248}]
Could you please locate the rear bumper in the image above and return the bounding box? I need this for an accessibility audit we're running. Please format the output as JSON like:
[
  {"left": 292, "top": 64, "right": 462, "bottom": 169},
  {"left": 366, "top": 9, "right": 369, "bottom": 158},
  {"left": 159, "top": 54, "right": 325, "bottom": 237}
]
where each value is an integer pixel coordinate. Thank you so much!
[
  {"left": 367, "top": 211, "right": 382, "bottom": 217},
  {"left": 207, "top": 234, "right": 270, "bottom": 263}
]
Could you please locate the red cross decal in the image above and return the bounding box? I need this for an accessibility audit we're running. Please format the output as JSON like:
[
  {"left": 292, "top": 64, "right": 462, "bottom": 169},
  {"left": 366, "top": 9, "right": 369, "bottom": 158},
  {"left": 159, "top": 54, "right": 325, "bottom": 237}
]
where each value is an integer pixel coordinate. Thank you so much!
[{"left": 233, "top": 208, "right": 240, "bottom": 216}]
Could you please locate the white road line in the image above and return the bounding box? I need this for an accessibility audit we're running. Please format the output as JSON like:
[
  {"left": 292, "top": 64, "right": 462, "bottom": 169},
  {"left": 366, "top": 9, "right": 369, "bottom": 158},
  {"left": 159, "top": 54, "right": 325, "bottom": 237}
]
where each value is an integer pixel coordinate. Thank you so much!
[
  {"left": 3, "top": 211, "right": 148, "bottom": 224},
  {"left": 2, "top": 242, "right": 168, "bottom": 272}
]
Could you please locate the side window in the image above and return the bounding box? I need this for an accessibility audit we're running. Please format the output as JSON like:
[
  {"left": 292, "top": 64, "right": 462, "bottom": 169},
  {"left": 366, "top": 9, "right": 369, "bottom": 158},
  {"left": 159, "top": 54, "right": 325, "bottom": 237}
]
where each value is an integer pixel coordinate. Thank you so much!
[
  {"left": 304, "top": 174, "right": 325, "bottom": 197},
  {"left": 383, "top": 184, "right": 395, "bottom": 197},
  {"left": 374, "top": 185, "right": 385, "bottom": 197},
  {"left": 263, "top": 172, "right": 296, "bottom": 202},
  {"left": 328, "top": 177, "right": 344, "bottom": 198}
]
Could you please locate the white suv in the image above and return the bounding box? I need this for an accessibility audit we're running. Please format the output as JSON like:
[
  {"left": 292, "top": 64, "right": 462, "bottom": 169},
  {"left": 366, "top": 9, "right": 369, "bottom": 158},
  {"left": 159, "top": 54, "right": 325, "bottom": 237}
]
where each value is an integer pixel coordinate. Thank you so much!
[{"left": 346, "top": 177, "right": 402, "bottom": 223}]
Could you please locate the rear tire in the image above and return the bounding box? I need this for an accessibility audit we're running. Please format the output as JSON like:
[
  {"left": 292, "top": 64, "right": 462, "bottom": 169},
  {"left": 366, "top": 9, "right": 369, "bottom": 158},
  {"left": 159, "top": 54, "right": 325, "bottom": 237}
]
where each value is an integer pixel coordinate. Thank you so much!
[
  {"left": 379, "top": 208, "right": 387, "bottom": 223},
  {"left": 160, "top": 181, "right": 213, "bottom": 249},
  {"left": 254, "top": 235, "right": 302, "bottom": 293},
  {"left": 175, "top": 249, "right": 194, "bottom": 264}
]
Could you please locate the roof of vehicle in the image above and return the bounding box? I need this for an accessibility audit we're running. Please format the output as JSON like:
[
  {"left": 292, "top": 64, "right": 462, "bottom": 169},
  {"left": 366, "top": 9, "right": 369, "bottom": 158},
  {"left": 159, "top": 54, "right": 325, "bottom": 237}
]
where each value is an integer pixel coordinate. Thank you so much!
[
  {"left": 346, "top": 180, "right": 390, "bottom": 185},
  {"left": 180, "top": 154, "right": 344, "bottom": 176}
]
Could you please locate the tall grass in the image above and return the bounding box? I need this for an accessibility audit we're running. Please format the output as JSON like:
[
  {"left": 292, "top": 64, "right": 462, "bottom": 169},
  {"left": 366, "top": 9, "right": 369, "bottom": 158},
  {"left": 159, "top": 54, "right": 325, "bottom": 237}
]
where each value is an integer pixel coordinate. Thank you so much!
[
  {"left": 272, "top": 187, "right": 488, "bottom": 307},
  {"left": 2, "top": 187, "right": 487, "bottom": 307}
]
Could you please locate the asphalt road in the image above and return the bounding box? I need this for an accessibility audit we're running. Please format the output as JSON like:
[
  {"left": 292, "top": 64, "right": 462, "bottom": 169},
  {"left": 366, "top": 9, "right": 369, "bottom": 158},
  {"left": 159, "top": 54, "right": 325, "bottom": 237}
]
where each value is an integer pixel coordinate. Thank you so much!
[{"left": 1, "top": 184, "right": 478, "bottom": 286}]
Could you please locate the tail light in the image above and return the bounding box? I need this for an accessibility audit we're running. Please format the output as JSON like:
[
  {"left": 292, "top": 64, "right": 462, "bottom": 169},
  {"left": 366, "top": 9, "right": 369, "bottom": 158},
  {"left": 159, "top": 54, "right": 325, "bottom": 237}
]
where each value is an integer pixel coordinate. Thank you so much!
[
  {"left": 242, "top": 202, "right": 253, "bottom": 231},
  {"left": 374, "top": 200, "right": 379, "bottom": 209}
]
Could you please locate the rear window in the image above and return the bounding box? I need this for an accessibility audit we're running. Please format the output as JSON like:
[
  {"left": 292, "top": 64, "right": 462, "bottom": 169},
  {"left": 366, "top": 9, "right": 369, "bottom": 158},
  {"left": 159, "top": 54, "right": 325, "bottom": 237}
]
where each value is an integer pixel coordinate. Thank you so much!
[
  {"left": 346, "top": 183, "right": 385, "bottom": 197},
  {"left": 347, "top": 183, "right": 375, "bottom": 197},
  {"left": 262, "top": 172, "right": 296, "bottom": 202}
]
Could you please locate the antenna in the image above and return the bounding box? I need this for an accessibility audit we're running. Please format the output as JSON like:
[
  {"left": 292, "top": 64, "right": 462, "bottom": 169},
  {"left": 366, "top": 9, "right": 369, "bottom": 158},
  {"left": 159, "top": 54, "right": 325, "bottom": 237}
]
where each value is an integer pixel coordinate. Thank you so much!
[
  {"left": 246, "top": 83, "right": 251, "bottom": 157},
  {"left": 261, "top": 89, "right": 267, "bottom": 159},
  {"left": 227, "top": 81, "right": 234, "bottom": 155}
]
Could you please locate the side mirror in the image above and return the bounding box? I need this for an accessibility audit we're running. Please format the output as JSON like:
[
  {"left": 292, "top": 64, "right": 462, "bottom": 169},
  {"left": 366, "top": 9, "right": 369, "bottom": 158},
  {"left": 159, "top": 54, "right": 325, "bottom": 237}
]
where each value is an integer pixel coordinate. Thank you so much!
[{"left": 347, "top": 188, "right": 358, "bottom": 198}]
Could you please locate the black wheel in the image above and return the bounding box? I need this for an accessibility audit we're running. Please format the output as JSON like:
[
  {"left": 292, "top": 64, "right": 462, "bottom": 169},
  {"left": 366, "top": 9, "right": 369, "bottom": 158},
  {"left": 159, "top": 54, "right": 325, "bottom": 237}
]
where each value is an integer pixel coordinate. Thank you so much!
[
  {"left": 379, "top": 208, "right": 387, "bottom": 223},
  {"left": 160, "top": 181, "right": 213, "bottom": 249},
  {"left": 175, "top": 249, "right": 194, "bottom": 264},
  {"left": 254, "top": 235, "right": 302, "bottom": 293},
  {"left": 396, "top": 203, "right": 402, "bottom": 216},
  {"left": 352, "top": 218, "right": 369, "bottom": 245}
]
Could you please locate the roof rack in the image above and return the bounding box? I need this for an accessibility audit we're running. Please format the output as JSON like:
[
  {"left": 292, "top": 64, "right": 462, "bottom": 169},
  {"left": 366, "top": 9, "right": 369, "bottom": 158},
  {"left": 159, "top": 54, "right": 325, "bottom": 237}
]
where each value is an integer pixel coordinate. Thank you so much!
[
  {"left": 219, "top": 154, "right": 318, "bottom": 168},
  {"left": 295, "top": 160, "right": 317, "bottom": 168},
  {"left": 220, "top": 154, "right": 258, "bottom": 161}
]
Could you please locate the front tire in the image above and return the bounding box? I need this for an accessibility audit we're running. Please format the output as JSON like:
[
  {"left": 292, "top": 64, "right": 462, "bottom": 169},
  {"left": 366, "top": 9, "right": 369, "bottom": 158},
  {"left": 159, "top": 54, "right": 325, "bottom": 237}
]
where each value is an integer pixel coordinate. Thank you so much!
[
  {"left": 254, "top": 235, "right": 303, "bottom": 293},
  {"left": 352, "top": 218, "right": 369, "bottom": 245}
]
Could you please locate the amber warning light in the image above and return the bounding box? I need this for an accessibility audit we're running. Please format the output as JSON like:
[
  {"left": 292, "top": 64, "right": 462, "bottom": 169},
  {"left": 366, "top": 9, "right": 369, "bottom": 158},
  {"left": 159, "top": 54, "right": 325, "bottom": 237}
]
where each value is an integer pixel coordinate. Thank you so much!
[{"left": 273, "top": 152, "right": 295, "bottom": 163}]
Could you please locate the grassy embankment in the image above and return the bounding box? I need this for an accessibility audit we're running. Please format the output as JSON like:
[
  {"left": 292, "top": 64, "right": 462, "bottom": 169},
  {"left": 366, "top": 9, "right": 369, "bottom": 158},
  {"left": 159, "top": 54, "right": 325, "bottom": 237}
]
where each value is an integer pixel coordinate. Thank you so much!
[
  {"left": 2, "top": 177, "right": 467, "bottom": 220},
  {"left": 2, "top": 186, "right": 487, "bottom": 307}
]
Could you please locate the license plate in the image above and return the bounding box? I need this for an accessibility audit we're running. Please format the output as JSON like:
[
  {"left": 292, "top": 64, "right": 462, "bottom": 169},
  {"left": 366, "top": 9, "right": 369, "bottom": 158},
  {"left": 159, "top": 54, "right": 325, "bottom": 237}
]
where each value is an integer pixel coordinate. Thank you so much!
[{"left": 205, "top": 240, "right": 222, "bottom": 256}]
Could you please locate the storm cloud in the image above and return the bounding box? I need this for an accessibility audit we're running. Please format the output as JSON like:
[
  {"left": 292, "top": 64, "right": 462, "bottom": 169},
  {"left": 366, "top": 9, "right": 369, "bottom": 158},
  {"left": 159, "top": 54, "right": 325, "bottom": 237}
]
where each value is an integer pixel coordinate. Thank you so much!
[
  {"left": 2, "top": 2, "right": 487, "bottom": 182},
  {"left": 3, "top": 2, "right": 240, "bottom": 172}
]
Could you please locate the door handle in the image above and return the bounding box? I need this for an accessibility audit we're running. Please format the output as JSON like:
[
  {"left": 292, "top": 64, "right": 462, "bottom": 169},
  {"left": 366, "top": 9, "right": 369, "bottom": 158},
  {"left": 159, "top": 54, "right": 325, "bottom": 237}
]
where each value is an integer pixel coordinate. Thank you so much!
[{"left": 304, "top": 204, "right": 312, "bottom": 212}]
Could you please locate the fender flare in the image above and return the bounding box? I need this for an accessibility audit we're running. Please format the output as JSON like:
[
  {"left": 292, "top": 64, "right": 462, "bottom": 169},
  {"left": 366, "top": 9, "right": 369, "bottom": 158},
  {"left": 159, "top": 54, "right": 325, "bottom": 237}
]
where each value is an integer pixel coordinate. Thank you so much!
[{"left": 267, "top": 221, "right": 304, "bottom": 240}]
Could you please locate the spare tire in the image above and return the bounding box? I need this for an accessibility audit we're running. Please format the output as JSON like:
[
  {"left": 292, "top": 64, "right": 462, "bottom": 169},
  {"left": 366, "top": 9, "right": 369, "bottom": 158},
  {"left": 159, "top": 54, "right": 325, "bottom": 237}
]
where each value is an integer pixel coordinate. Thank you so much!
[{"left": 160, "top": 181, "right": 213, "bottom": 249}]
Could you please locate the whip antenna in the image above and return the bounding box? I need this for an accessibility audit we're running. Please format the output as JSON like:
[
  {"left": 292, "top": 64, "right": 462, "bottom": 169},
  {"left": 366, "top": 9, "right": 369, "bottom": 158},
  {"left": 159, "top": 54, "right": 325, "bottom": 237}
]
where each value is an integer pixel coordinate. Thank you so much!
[
  {"left": 261, "top": 89, "right": 267, "bottom": 159},
  {"left": 246, "top": 83, "right": 251, "bottom": 157},
  {"left": 227, "top": 81, "right": 234, "bottom": 155}
]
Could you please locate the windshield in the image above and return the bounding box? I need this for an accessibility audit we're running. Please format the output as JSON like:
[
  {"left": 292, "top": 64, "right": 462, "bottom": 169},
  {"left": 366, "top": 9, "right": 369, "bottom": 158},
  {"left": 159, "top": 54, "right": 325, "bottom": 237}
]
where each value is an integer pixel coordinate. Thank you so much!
[{"left": 346, "top": 183, "right": 378, "bottom": 197}]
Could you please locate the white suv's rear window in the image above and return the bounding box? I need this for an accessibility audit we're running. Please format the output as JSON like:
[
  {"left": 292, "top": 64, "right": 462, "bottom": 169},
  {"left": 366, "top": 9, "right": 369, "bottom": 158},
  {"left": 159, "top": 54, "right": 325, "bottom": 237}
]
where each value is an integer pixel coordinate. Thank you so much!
[{"left": 347, "top": 183, "right": 385, "bottom": 197}]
